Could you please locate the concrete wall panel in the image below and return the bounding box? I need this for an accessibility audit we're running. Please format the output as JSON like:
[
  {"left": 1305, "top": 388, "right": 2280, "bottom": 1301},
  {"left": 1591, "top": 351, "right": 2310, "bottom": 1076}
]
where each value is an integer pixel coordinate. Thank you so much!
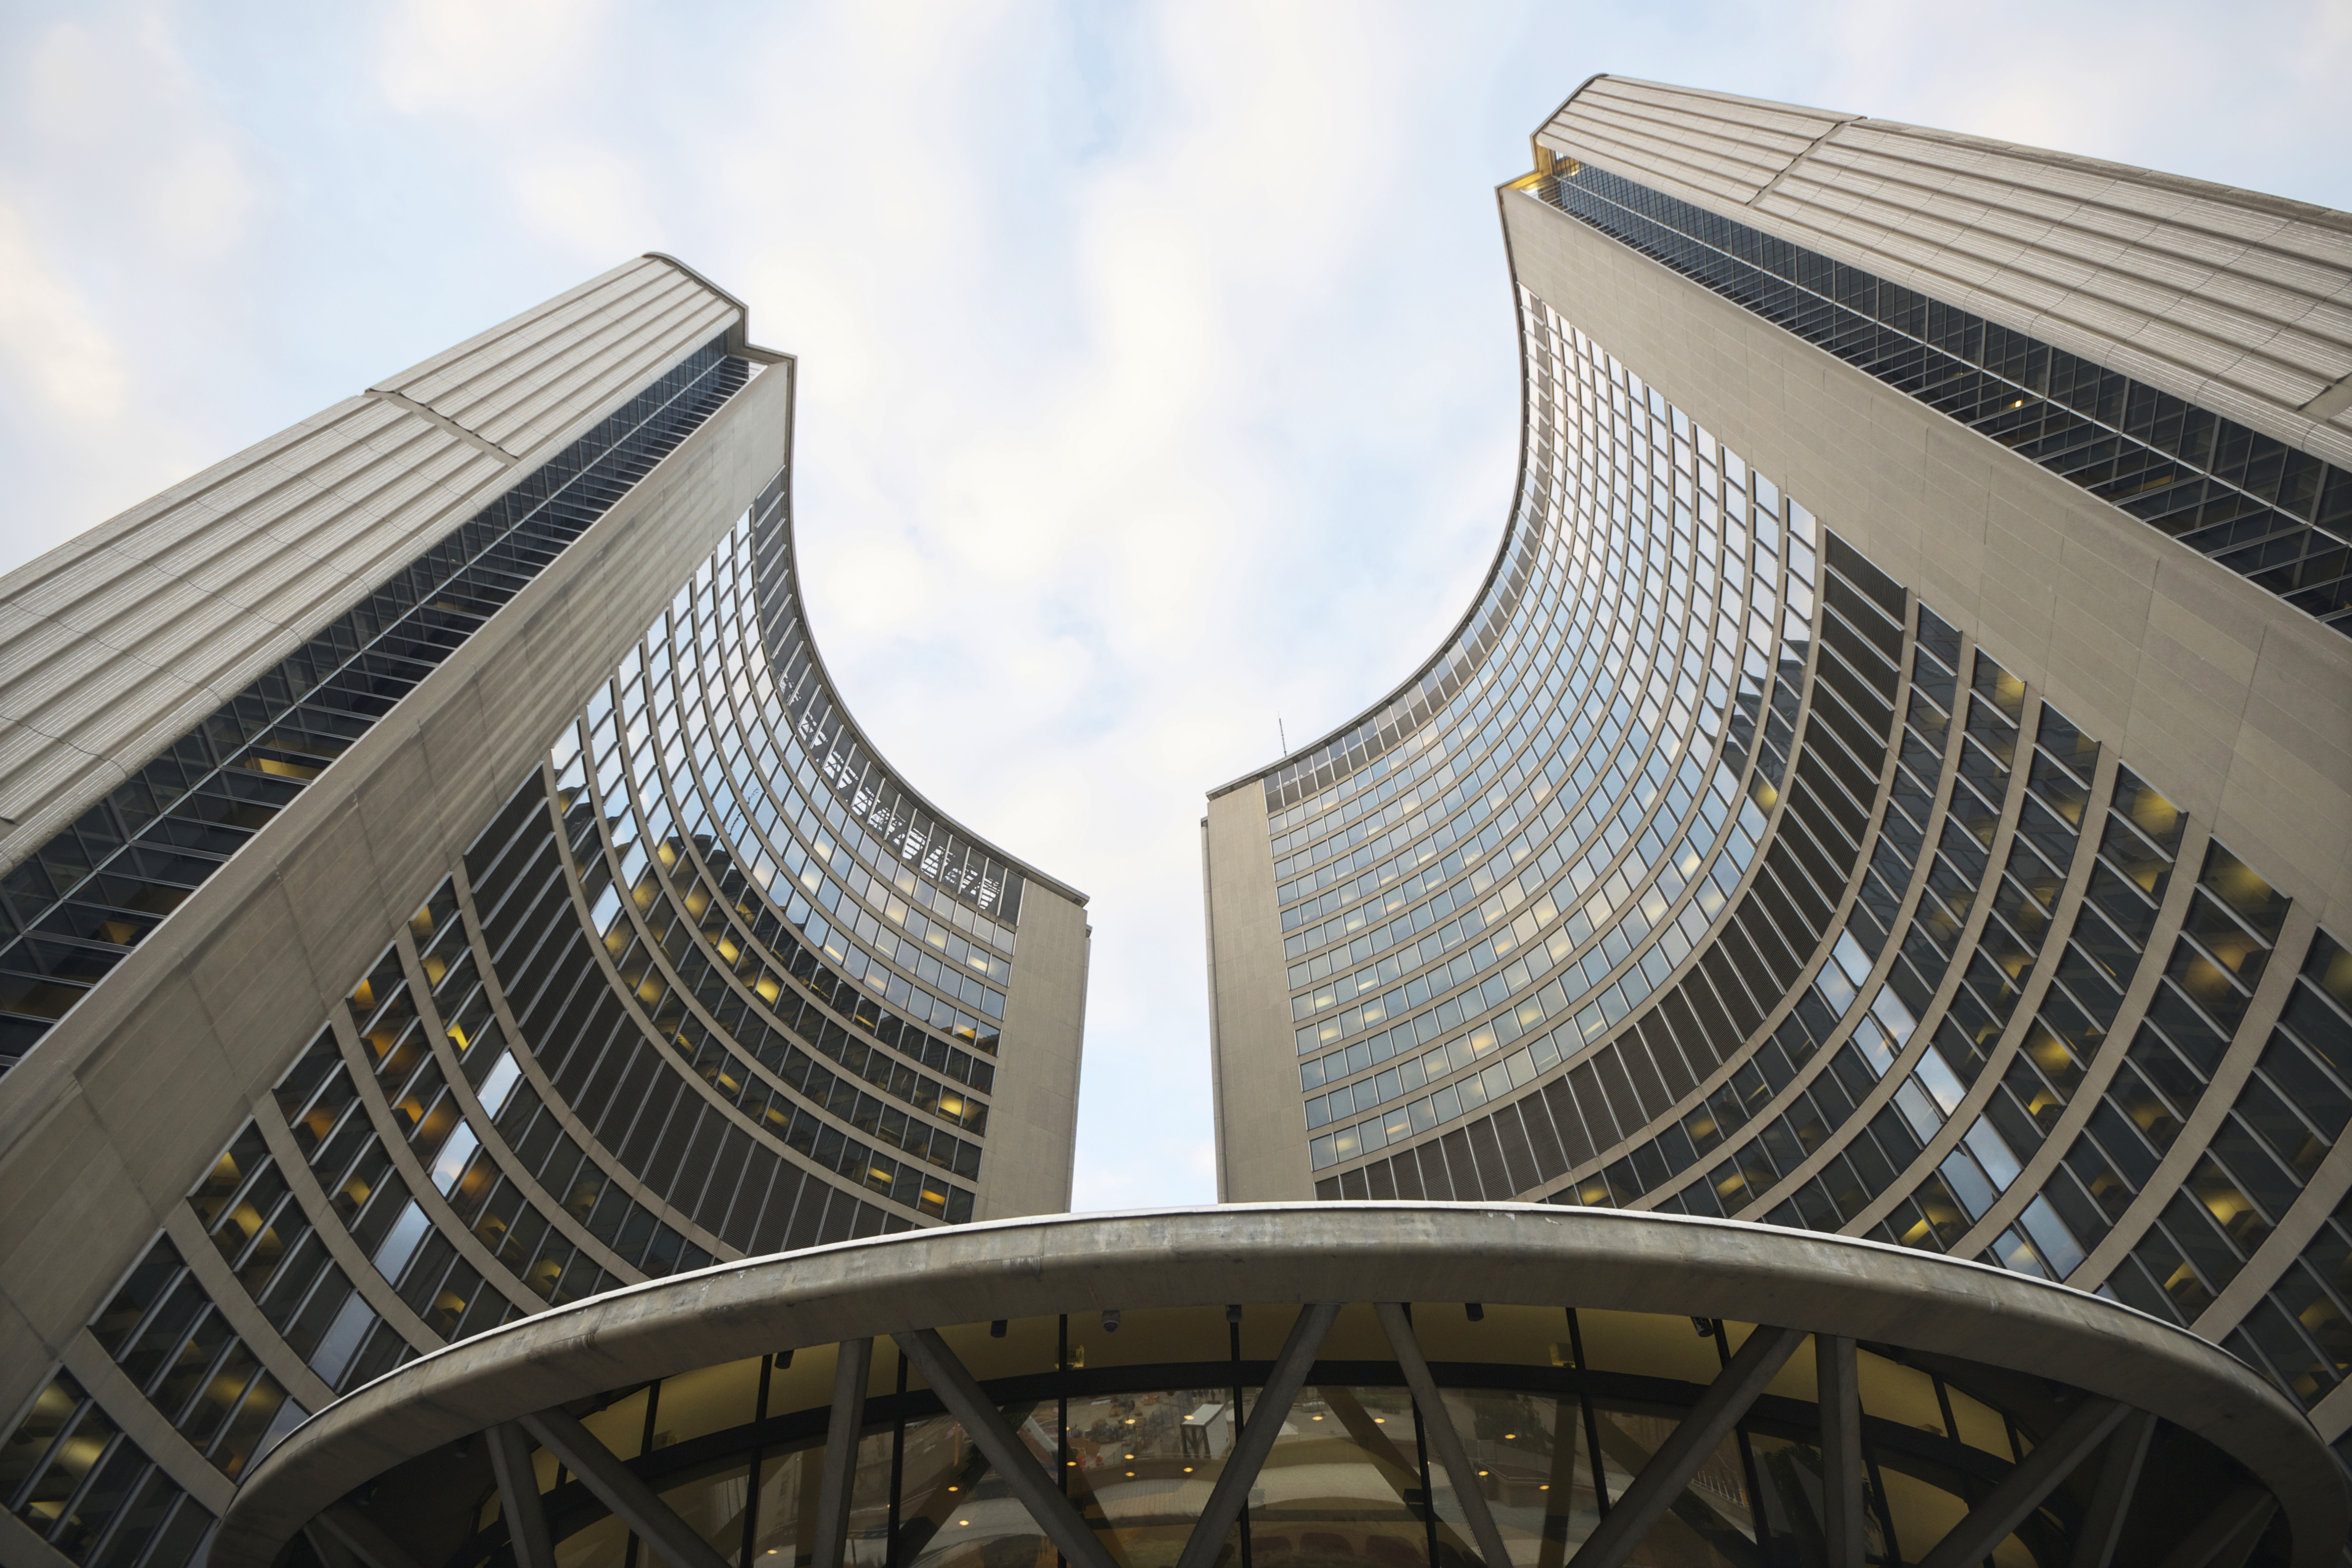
[{"left": 1537, "top": 76, "right": 2352, "bottom": 468}]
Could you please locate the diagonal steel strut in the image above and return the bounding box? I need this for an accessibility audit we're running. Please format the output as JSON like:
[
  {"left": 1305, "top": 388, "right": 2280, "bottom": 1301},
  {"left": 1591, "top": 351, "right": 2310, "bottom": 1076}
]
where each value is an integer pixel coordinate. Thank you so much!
[
  {"left": 1175, "top": 1301, "right": 1342, "bottom": 1568},
  {"left": 1567, "top": 1323, "right": 1803, "bottom": 1568},
  {"left": 893, "top": 1328, "right": 1120, "bottom": 1568},
  {"left": 520, "top": 1409, "right": 735, "bottom": 1568},
  {"left": 1376, "top": 1302, "right": 1515, "bottom": 1568},
  {"left": 486, "top": 1422, "right": 554, "bottom": 1568},
  {"left": 2069, "top": 1410, "right": 2154, "bottom": 1568},
  {"left": 1914, "top": 1397, "right": 2129, "bottom": 1568}
]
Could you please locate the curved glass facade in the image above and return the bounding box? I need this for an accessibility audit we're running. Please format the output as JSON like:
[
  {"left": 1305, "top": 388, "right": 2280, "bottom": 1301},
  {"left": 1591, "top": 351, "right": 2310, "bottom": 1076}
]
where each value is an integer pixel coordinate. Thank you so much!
[
  {"left": 0, "top": 342, "right": 752, "bottom": 1075},
  {"left": 216, "top": 1207, "right": 2336, "bottom": 1568},
  {"left": 1205, "top": 101, "right": 2352, "bottom": 1502},
  {"left": 273, "top": 1302, "right": 2279, "bottom": 1568},
  {"left": 1533, "top": 162, "right": 2352, "bottom": 635},
  {"left": 1, "top": 270, "right": 1086, "bottom": 1568}
]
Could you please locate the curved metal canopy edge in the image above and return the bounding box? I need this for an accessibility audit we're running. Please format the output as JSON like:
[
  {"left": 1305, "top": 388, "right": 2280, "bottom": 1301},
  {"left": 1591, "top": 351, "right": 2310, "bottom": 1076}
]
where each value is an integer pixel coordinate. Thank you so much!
[{"left": 217, "top": 1202, "right": 2346, "bottom": 1568}]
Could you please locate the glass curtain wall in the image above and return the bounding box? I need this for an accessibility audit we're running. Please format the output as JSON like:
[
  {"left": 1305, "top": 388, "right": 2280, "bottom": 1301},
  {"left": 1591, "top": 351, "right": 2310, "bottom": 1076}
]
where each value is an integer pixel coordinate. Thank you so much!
[{"left": 315, "top": 1305, "right": 2278, "bottom": 1568}]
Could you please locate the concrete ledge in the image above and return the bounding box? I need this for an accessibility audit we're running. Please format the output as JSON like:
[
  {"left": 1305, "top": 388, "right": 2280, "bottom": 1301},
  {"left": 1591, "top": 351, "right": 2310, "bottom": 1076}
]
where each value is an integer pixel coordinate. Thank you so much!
[{"left": 217, "top": 1202, "right": 2345, "bottom": 1568}]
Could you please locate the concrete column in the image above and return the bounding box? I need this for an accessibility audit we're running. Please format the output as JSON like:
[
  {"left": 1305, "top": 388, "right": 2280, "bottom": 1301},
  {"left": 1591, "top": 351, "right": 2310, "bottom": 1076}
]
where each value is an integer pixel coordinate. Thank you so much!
[
  {"left": 811, "top": 1339, "right": 871, "bottom": 1568},
  {"left": 1816, "top": 1334, "right": 1864, "bottom": 1568}
]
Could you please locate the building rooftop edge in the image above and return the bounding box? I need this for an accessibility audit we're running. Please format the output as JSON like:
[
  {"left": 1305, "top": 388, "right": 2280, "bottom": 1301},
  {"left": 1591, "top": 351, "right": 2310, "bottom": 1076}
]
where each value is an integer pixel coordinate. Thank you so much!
[
  {"left": 759, "top": 368, "right": 1092, "bottom": 911},
  {"left": 1544, "top": 74, "right": 2352, "bottom": 234}
]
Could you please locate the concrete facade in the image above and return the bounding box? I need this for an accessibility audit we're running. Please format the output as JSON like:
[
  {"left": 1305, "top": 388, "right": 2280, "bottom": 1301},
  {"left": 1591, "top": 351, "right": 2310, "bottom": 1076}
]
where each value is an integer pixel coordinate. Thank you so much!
[
  {"left": 0, "top": 261, "right": 1088, "bottom": 1568},
  {"left": 1497, "top": 179, "right": 2352, "bottom": 937},
  {"left": 0, "top": 347, "right": 792, "bottom": 1423},
  {"left": 1205, "top": 77, "right": 2352, "bottom": 1519},
  {"left": 1202, "top": 804, "right": 1313, "bottom": 1203},
  {"left": 0, "top": 259, "right": 749, "bottom": 880},
  {"left": 1535, "top": 76, "right": 2352, "bottom": 468}
]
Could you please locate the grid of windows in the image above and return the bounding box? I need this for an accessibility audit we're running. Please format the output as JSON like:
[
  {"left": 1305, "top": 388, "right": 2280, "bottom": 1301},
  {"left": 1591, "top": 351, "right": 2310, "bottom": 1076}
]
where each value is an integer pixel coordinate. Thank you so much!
[
  {"left": 1542, "top": 598, "right": 1957, "bottom": 1221},
  {"left": 1743, "top": 657, "right": 2111, "bottom": 1253},
  {"left": 751, "top": 518, "right": 1028, "bottom": 930},
  {"left": 540, "top": 498, "right": 1015, "bottom": 1225},
  {"left": 86, "top": 1240, "right": 301, "bottom": 1482},
  {"left": 2105, "top": 927, "right": 2352, "bottom": 1361},
  {"left": 364, "top": 882, "right": 718, "bottom": 1288},
  {"left": 569, "top": 500, "right": 1012, "bottom": 1067},
  {"left": 1297, "top": 298, "right": 1821, "bottom": 1174},
  {"left": 0, "top": 341, "right": 847, "bottom": 1541},
  {"left": 464, "top": 772, "right": 965, "bottom": 1246},
  {"left": 0, "top": 343, "right": 755, "bottom": 1072},
  {"left": 1529, "top": 163, "right": 2352, "bottom": 632},
  {"left": 3, "top": 296, "right": 1090, "bottom": 1565},
  {"left": 0, "top": 1373, "right": 214, "bottom": 1568},
  {"left": 188, "top": 1117, "right": 410, "bottom": 1397},
  {"left": 1287, "top": 263, "right": 2352, "bottom": 1437}
]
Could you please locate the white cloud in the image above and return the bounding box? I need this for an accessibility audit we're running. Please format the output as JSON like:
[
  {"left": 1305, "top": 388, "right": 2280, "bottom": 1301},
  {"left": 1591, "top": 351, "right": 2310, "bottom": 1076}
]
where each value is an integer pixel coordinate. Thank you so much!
[
  {"left": 147, "top": 138, "right": 260, "bottom": 257},
  {"left": 511, "top": 145, "right": 663, "bottom": 261},
  {"left": 16, "top": 13, "right": 260, "bottom": 257},
  {"left": 375, "top": 0, "right": 612, "bottom": 114},
  {"left": 0, "top": 8, "right": 264, "bottom": 562},
  {"left": 0, "top": 201, "right": 129, "bottom": 424}
]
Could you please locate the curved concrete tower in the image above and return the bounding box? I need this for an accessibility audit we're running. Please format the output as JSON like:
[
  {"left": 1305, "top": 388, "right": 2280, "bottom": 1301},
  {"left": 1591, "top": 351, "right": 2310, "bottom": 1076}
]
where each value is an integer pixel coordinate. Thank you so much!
[
  {"left": 0, "top": 258, "right": 1087, "bottom": 1568},
  {"left": 1206, "top": 74, "right": 2352, "bottom": 1496}
]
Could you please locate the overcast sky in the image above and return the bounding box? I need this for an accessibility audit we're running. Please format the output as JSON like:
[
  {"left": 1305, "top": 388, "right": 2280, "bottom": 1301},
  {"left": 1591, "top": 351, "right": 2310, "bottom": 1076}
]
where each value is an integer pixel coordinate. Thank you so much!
[{"left": 2, "top": 1, "right": 2344, "bottom": 1211}]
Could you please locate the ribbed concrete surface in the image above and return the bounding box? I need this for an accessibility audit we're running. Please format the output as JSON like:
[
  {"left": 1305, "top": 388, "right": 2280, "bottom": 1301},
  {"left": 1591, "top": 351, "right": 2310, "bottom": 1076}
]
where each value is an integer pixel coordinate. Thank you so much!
[
  {"left": 0, "top": 361, "right": 791, "bottom": 1455},
  {"left": 0, "top": 257, "right": 740, "bottom": 876},
  {"left": 1537, "top": 76, "right": 2352, "bottom": 471}
]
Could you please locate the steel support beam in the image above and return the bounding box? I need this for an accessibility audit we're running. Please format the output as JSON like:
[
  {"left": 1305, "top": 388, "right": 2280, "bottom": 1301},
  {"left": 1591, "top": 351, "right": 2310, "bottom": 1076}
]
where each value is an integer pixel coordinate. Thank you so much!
[
  {"left": 1175, "top": 1301, "right": 1342, "bottom": 1568},
  {"left": 1567, "top": 1323, "right": 1803, "bottom": 1568},
  {"left": 1376, "top": 1302, "right": 1514, "bottom": 1568},
  {"left": 812, "top": 1338, "right": 872, "bottom": 1568},
  {"left": 1818, "top": 1334, "right": 1865, "bottom": 1568},
  {"left": 301, "top": 1523, "right": 358, "bottom": 1568},
  {"left": 1915, "top": 1397, "right": 2129, "bottom": 1568},
  {"left": 2157, "top": 1485, "right": 2280, "bottom": 1568},
  {"left": 519, "top": 1409, "right": 734, "bottom": 1568},
  {"left": 486, "top": 1423, "right": 554, "bottom": 1568},
  {"left": 2069, "top": 1410, "right": 2154, "bottom": 1568},
  {"left": 311, "top": 1507, "right": 427, "bottom": 1568},
  {"left": 893, "top": 1328, "right": 1120, "bottom": 1568}
]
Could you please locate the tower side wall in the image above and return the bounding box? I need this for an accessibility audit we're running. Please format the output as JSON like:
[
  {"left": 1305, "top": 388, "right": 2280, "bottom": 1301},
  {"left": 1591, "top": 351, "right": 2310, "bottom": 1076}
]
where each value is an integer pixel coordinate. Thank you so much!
[
  {"left": 1500, "top": 194, "right": 2352, "bottom": 924},
  {"left": 0, "top": 367, "right": 791, "bottom": 1430}
]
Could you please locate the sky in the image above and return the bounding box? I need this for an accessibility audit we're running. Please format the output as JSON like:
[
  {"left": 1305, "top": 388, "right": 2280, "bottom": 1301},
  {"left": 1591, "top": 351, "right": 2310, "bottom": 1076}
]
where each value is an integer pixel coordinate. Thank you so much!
[{"left": 1, "top": 0, "right": 2346, "bottom": 1213}]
